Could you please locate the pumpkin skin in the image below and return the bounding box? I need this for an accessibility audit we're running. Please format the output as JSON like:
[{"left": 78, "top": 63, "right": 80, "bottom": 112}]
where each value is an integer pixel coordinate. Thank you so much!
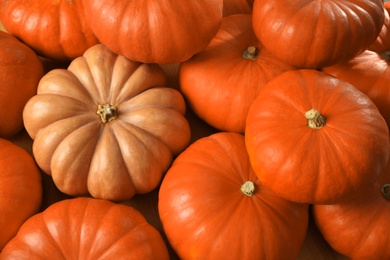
[
  {"left": 369, "top": 2, "right": 390, "bottom": 53},
  {"left": 245, "top": 69, "right": 390, "bottom": 204},
  {"left": 312, "top": 161, "right": 390, "bottom": 259},
  {"left": 251, "top": 0, "right": 384, "bottom": 68},
  {"left": 0, "top": 0, "right": 99, "bottom": 61},
  {"left": 322, "top": 50, "right": 390, "bottom": 127},
  {"left": 0, "top": 138, "right": 42, "bottom": 251},
  {"left": 158, "top": 132, "right": 309, "bottom": 259},
  {"left": 0, "top": 30, "right": 44, "bottom": 137},
  {"left": 223, "top": 0, "right": 254, "bottom": 16},
  {"left": 82, "top": 0, "right": 223, "bottom": 64},
  {"left": 179, "top": 14, "right": 295, "bottom": 133},
  {"left": 22, "top": 44, "right": 191, "bottom": 201},
  {"left": 0, "top": 197, "right": 170, "bottom": 259}
]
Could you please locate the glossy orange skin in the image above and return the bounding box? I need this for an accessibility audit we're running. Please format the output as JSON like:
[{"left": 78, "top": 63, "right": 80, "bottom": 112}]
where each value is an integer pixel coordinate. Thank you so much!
[
  {"left": 252, "top": 0, "right": 384, "bottom": 68},
  {"left": 312, "top": 161, "right": 390, "bottom": 259},
  {"left": 0, "top": 138, "right": 42, "bottom": 250},
  {"left": 159, "top": 132, "right": 309, "bottom": 259},
  {"left": 245, "top": 69, "right": 390, "bottom": 204},
  {"left": 82, "top": 0, "right": 223, "bottom": 64},
  {"left": 322, "top": 50, "right": 390, "bottom": 127},
  {"left": 23, "top": 44, "right": 191, "bottom": 201},
  {"left": 0, "top": 197, "right": 169, "bottom": 259},
  {"left": 0, "top": 0, "right": 99, "bottom": 61},
  {"left": 369, "top": 2, "right": 390, "bottom": 52},
  {"left": 179, "top": 14, "right": 295, "bottom": 133},
  {"left": 0, "top": 31, "right": 44, "bottom": 137}
]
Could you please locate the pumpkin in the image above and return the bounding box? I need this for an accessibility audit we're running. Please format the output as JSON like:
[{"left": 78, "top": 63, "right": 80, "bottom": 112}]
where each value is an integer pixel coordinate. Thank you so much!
[
  {"left": 0, "top": 0, "right": 99, "bottom": 61},
  {"left": 82, "top": 0, "right": 223, "bottom": 64},
  {"left": 0, "top": 197, "right": 169, "bottom": 259},
  {"left": 0, "top": 138, "right": 42, "bottom": 251},
  {"left": 251, "top": 0, "right": 385, "bottom": 68},
  {"left": 312, "top": 160, "right": 390, "bottom": 259},
  {"left": 22, "top": 43, "right": 191, "bottom": 201},
  {"left": 245, "top": 69, "right": 390, "bottom": 204},
  {"left": 179, "top": 14, "right": 295, "bottom": 133},
  {"left": 223, "top": 0, "right": 254, "bottom": 16},
  {"left": 0, "top": 30, "right": 44, "bottom": 137},
  {"left": 322, "top": 50, "right": 390, "bottom": 127},
  {"left": 158, "top": 132, "right": 309, "bottom": 259},
  {"left": 369, "top": 1, "right": 390, "bottom": 53}
]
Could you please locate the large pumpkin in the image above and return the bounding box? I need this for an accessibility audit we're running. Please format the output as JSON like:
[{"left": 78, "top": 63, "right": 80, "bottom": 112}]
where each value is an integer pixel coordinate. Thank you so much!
[
  {"left": 179, "top": 14, "right": 295, "bottom": 133},
  {"left": 0, "top": 197, "right": 169, "bottom": 259},
  {"left": 158, "top": 132, "right": 309, "bottom": 259},
  {"left": 369, "top": 1, "right": 390, "bottom": 53},
  {"left": 22, "top": 44, "right": 191, "bottom": 201},
  {"left": 322, "top": 50, "right": 390, "bottom": 127},
  {"left": 82, "top": 0, "right": 223, "bottom": 64},
  {"left": 0, "top": 0, "right": 99, "bottom": 61},
  {"left": 0, "top": 138, "right": 42, "bottom": 250},
  {"left": 245, "top": 69, "right": 390, "bottom": 204},
  {"left": 251, "top": 0, "right": 384, "bottom": 68},
  {"left": 0, "top": 31, "right": 44, "bottom": 137},
  {"left": 312, "top": 160, "right": 390, "bottom": 259}
]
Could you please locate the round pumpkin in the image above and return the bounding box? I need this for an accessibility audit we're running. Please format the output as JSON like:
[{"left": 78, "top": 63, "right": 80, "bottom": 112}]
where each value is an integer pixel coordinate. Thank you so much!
[
  {"left": 0, "top": 197, "right": 169, "bottom": 259},
  {"left": 22, "top": 43, "right": 191, "bottom": 201},
  {"left": 369, "top": 1, "right": 390, "bottom": 53},
  {"left": 0, "top": 0, "right": 99, "bottom": 61},
  {"left": 245, "top": 69, "right": 390, "bottom": 204},
  {"left": 312, "top": 160, "right": 390, "bottom": 259},
  {"left": 0, "top": 138, "right": 42, "bottom": 250},
  {"left": 322, "top": 50, "right": 390, "bottom": 127},
  {"left": 82, "top": 0, "right": 223, "bottom": 64},
  {"left": 0, "top": 30, "right": 44, "bottom": 137},
  {"left": 179, "top": 14, "right": 295, "bottom": 133},
  {"left": 251, "top": 0, "right": 385, "bottom": 68},
  {"left": 158, "top": 132, "right": 309, "bottom": 259},
  {"left": 223, "top": 0, "right": 254, "bottom": 16}
]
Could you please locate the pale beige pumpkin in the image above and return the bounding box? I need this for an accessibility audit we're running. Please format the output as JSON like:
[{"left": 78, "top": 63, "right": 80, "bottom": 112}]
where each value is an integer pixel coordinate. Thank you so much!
[{"left": 23, "top": 44, "right": 191, "bottom": 201}]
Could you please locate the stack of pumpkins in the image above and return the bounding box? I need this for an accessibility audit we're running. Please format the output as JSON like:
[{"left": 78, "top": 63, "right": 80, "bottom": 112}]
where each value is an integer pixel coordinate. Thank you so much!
[{"left": 0, "top": 0, "right": 389, "bottom": 259}]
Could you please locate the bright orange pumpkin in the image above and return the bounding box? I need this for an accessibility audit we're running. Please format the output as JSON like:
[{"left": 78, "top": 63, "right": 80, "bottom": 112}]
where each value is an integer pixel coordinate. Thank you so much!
[
  {"left": 0, "top": 197, "right": 170, "bottom": 259},
  {"left": 22, "top": 44, "right": 191, "bottom": 201},
  {"left": 0, "top": 138, "right": 42, "bottom": 250},
  {"left": 245, "top": 69, "right": 390, "bottom": 204},
  {"left": 159, "top": 132, "right": 309, "bottom": 259},
  {"left": 369, "top": 1, "right": 390, "bottom": 53}
]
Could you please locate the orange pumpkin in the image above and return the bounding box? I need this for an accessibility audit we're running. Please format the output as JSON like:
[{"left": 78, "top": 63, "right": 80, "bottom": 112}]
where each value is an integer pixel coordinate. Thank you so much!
[
  {"left": 0, "top": 197, "right": 169, "bottom": 259},
  {"left": 0, "top": 30, "right": 44, "bottom": 137},
  {"left": 23, "top": 44, "right": 191, "bottom": 201},
  {"left": 245, "top": 69, "right": 390, "bottom": 204},
  {"left": 369, "top": 1, "right": 390, "bottom": 53},
  {"left": 159, "top": 132, "right": 309, "bottom": 259},
  {"left": 179, "top": 14, "right": 295, "bottom": 133},
  {"left": 0, "top": 138, "right": 42, "bottom": 250}
]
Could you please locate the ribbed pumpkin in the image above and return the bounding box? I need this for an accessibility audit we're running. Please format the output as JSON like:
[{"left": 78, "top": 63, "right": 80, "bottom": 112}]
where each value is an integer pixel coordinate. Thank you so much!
[
  {"left": 369, "top": 1, "right": 390, "bottom": 53},
  {"left": 22, "top": 44, "right": 191, "bottom": 201},
  {"left": 159, "top": 132, "right": 309, "bottom": 259},
  {"left": 245, "top": 69, "right": 390, "bottom": 204},
  {"left": 0, "top": 197, "right": 169, "bottom": 259}
]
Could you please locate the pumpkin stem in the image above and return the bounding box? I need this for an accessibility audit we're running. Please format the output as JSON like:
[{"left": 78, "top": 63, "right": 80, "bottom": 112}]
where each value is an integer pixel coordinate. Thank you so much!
[
  {"left": 305, "top": 109, "right": 326, "bottom": 129},
  {"left": 242, "top": 46, "right": 259, "bottom": 60},
  {"left": 382, "top": 184, "right": 390, "bottom": 199},
  {"left": 97, "top": 104, "right": 118, "bottom": 123},
  {"left": 241, "top": 181, "right": 256, "bottom": 196}
]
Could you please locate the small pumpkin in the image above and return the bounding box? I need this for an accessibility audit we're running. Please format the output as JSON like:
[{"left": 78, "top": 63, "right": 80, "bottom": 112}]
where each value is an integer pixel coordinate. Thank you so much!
[
  {"left": 23, "top": 44, "right": 191, "bottom": 201},
  {"left": 251, "top": 0, "right": 385, "bottom": 68},
  {"left": 312, "top": 160, "right": 390, "bottom": 259},
  {"left": 158, "top": 132, "right": 309, "bottom": 259},
  {"left": 0, "top": 30, "right": 44, "bottom": 137},
  {"left": 369, "top": 1, "right": 390, "bottom": 53},
  {"left": 0, "top": 0, "right": 99, "bottom": 61},
  {"left": 245, "top": 69, "right": 390, "bottom": 204},
  {"left": 322, "top": 50, "right": 390, "bottom": 127},
  {"left": 0, "top": 197, "right": 169, "bottom": 259},
  {"left": 0, "top": 138, "right": 42, "bottom": 250},
  {"left": 179, "top": 14, "right": 295, "bottom": 133},
  {"left": 82, "top": 0, "right": 223, "bottom": 64}
]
